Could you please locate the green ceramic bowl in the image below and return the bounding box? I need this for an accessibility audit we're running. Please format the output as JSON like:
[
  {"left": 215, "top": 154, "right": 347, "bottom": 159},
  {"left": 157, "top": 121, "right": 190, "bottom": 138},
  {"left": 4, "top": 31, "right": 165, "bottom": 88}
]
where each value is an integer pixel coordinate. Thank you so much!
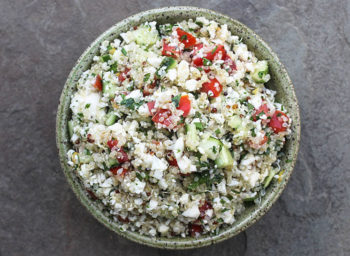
[{"left": 56, "top": 6, "right": 300, "bottom": 249}]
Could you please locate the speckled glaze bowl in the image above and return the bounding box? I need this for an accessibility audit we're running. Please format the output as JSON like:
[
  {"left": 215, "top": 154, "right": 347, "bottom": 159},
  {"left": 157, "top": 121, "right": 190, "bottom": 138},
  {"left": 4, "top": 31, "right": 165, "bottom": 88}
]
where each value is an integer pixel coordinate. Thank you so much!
[{"left": 56, "top": 6, "right": 300, "bottom": 249}]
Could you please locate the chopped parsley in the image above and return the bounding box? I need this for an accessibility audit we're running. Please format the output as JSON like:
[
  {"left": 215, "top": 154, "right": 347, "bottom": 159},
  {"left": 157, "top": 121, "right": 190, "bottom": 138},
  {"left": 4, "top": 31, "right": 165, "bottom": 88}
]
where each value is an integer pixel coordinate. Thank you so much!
[
  {"left": 203, "top": 58, "right": 212, "bottom": 66},
  {"left": 251, "top": 128, "right": 256, "bottom": 137},
  {"left": 195, "top": 111, "right": 202, "bottom": 118},
  {"left": 188, "top": 170, "right": 223, "bottom": 191},
  {"left": 101, "top": 55, "right": 111, "bottom": 62},
  {"left": 143, "top": 73, "right": 150, "bottom": 82},
  {"left": 215, "top": 129, "right": 221, "bottom": 136},
  {"left": 247, "top": 103, "right": 255, "bottom": 111},
  {"left": 172, "top": 95, "right": 181, "bottom": 107},
  {"left": 121, "top": 48, "right": 127, "bottom": 56},
  {"left": 194, "top": 122, "right": 204, "bottom": 131},
  {"left": 211, "top": 46, "right": 218, "bottom": 54},
  {"left": 85, "top": 103, "right": 91, "bottom": 109},
  {"left": 136, "top": 172, "right": 143, "bottom": 181},
  {"left": 180, "top": 34, "right": 188, "bottom": 41},
  {"left": 109, "top": 63, "right": 118, "bottom": 73},
  {"left": 120, "top": 95, "right": 144, "bottom": 110}
]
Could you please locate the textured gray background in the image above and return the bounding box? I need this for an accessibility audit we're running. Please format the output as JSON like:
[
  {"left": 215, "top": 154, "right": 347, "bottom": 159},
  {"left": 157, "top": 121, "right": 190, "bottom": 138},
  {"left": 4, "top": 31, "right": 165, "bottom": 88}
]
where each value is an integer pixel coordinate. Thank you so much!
[{"left": 1, "top": 0, "right": 349, "bottom": 255}]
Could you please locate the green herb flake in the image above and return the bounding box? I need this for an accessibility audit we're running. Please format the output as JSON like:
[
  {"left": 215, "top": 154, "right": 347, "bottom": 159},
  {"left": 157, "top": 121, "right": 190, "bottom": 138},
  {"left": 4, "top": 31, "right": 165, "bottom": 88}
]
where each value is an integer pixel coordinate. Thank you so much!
[
  {"left": 203, "top": 58, "right": 212, "bottom": 66},
  {"left": 286, "top": 159, "right": 292, "bottom": 163},
  {"left": 109, "top": 63, "right": 118, "bottom": 73},
  {"left": 101, "top": 55, "right": 111, "bottom": 62},
  {"left": 121, "top": 48, "right": 127, "bottom": 56},
  {"left": 172, "top": 95, "right": 181, "bottom": 108},
  {"left": 143, "top": 73, "right": 150, "bottom": 82},
  {"left": 85, "top": 103, "right": 91, "bottom": 109},
  {"left": 120, "top": 97, "right": 144, "bottom": 110},
  {"left": 188, "top": 170, "right": 223, "bottom": 191},
  {"left": 136, "top": 172, "right": 143, "bottom": 181},
  {"left": 221, "top": 208, "right": 229, "bottom": 213},
  {"left": 220, "top": 199, "right": 225, "bottom": 204},
  {"left": 211, "top": 46, "right": 218, "bottom": 54},
  {"left": 212, "top": 146, "right": 217, "bottom": 154},
  {"left": 180, "top": 34, "right": 188, "bottom": 41},
  {"left": 251, "top": 128, "right": 256, "bottom": 137},
  {"left": 247, "top": 103, "right": 255, "bottom": 111},
  {"left": 195, "top": 111, "right": 202, "bottom": 118},
  {"left": 194, "top": 122, "right": 204, "bottom": 131},
  {"left": 215, "top": 129, "right": 221, "bottom": 136}
]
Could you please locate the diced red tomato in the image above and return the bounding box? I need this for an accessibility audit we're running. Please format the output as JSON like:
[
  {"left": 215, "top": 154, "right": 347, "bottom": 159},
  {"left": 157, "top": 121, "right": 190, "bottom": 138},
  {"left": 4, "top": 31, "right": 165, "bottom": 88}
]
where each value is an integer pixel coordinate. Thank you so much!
[
  {"left": 193, "top": 57, "right": 203, "bottom": 66},
  {"left": 93, "top": 74, "right": 103, "bottom": 91},
  {"left": 177, "top": 95, "right": 191, "bottom": 117},
  {"left": 269, "top": 110, "right": 289, "bottom": 133},
  {"left": 118, "top": 68, "right": 130, "bottom": 82},
  {"left": 193, "top": 43, "right": 203, "bottom": 53},
  {"left": 189, "top": 223, "right": 203, "bottom": 237},
  {"left": 147, "top": 101, "right": 156, "bottom": 115},
  {"left": 201, "top": 78, "right": 223, "bottom": 98},
  {"left": 192, "top": 43, "right": 204, "bottom": 66},
  {"left": 162, "top": 40, "right": 180, "bottom": 58},
  {"left": 152, "top": 109, "right": 173, "bottom": 127},
  {"left": 224, "top": 55, "right": 237, "bottom": 72},
  {"left": 260, "top": 135, "right": 268, "bottom": 146},
  {"left": 252, "top": 104, "right": 270, "bottom": 121},
  {"left": 143, "top": 79, "right": 157, "bottom": 96},
  {"left": 116, "top": 148, "right": 129, "bottom": 163},
  {"left": 166, "top": 151, "right": 178, "bottom": 167},
  {"left": 107, "top": 139, "right": 129, "bottom": 163},
  {"left": 199, "top": 201, "right": 213, "bottom": 219},
  {"left": 176, "top": 28, "right": 197, "bottom": 48},
  {"left": 205, "top": 45, "right": 227, "bottom": 61},
  {"left": 110, "top": 167, "right": 128, "bottom": 177},
  {"left": 107, "top": 139, "right": 118, "bottom": 149}
]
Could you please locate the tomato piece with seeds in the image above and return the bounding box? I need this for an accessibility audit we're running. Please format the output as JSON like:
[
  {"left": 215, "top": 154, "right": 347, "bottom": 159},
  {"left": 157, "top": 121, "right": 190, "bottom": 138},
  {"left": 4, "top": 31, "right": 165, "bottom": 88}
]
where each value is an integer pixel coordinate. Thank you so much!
[
  {"left": 201, "top": 78, "right": 223, "bottom": 98},
  {"left": 176, "top": 28, "right": 196, "bottom": 48},
  {"left": 269, "top": 110, "right": 289, "bottom": 133},
  {"left": 177, "top": 95, "right": 191, "bottom": 117},
  {"left": 93, "top": 74, "right": 103, "bottom": 91}
]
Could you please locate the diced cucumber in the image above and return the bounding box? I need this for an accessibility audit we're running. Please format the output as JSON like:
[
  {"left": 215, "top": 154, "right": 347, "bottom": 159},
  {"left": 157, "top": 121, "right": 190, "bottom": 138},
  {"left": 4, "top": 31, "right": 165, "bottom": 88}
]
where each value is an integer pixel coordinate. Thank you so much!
[
  {"left": 228, "top": 115, "right": 242, "bottom": 129},
  {"left": 102, "top": 82, "right": 117, "bottom": 99},
  {"left": 251, "top": 60, "right": 269, "bottom": 83},
  {"left": 105, "top": 112, "right": 117, "bottom": 126},
  {"left": 264, "top": 169, "right": 276, "bottom": 188},
  {"left": 107, "top": 158, "right": 119, "bottom": 168},
  {"left": 134, "top": 26, "right": 159, "bottom": 46},
  {"left": 156, "top": 57, "right": 176, "bottom": 78},
  {"left": 80, "top": 155, "right": 93, "bottom": 164},
  {"left": 199, "top": 137, "right": 222, "bottom": 160},
  {"left": 68, "top": 120, "right": 74, "bottom": 139},
  {"left": 185, "top": 123, "right": 199, "bottom": 151},
  {"left": 215, "top": 146, "right": 234, "bottom": 168}
]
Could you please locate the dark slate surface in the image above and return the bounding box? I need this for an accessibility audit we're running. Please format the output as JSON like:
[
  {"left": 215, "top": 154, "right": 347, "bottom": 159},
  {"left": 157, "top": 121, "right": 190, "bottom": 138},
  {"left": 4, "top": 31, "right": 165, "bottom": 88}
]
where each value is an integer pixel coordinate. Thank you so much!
[{"left": 1, "top": 0, "right": 349, "bottom": 255}]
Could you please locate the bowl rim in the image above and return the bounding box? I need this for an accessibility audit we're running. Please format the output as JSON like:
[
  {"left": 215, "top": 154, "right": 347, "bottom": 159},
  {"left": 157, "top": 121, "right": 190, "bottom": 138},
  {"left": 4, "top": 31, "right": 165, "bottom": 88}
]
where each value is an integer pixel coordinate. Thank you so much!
[{"left": 56, "top": 6, "right": 300, "bottom": 249}]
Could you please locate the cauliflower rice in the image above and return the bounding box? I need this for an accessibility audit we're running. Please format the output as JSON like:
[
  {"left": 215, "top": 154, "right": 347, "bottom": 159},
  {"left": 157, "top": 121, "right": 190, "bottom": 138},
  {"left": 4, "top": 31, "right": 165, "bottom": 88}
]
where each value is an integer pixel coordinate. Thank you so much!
[{"left": 67, "top": 17, "right": 292, "bottom": 238}]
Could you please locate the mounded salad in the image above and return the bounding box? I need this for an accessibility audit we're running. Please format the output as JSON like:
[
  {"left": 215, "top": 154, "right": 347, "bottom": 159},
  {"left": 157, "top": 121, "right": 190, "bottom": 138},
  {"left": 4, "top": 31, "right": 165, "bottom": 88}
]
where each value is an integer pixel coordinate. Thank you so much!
[{"left": 67, "top": 17, "right": 292, "bottom": 238}]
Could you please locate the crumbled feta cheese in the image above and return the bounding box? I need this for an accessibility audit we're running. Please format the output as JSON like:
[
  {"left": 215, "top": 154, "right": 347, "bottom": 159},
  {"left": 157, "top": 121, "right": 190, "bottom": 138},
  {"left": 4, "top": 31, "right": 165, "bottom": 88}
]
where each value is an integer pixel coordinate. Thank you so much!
[{"left": 182, "top": 205, "right": 200, "bottom": 219}]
